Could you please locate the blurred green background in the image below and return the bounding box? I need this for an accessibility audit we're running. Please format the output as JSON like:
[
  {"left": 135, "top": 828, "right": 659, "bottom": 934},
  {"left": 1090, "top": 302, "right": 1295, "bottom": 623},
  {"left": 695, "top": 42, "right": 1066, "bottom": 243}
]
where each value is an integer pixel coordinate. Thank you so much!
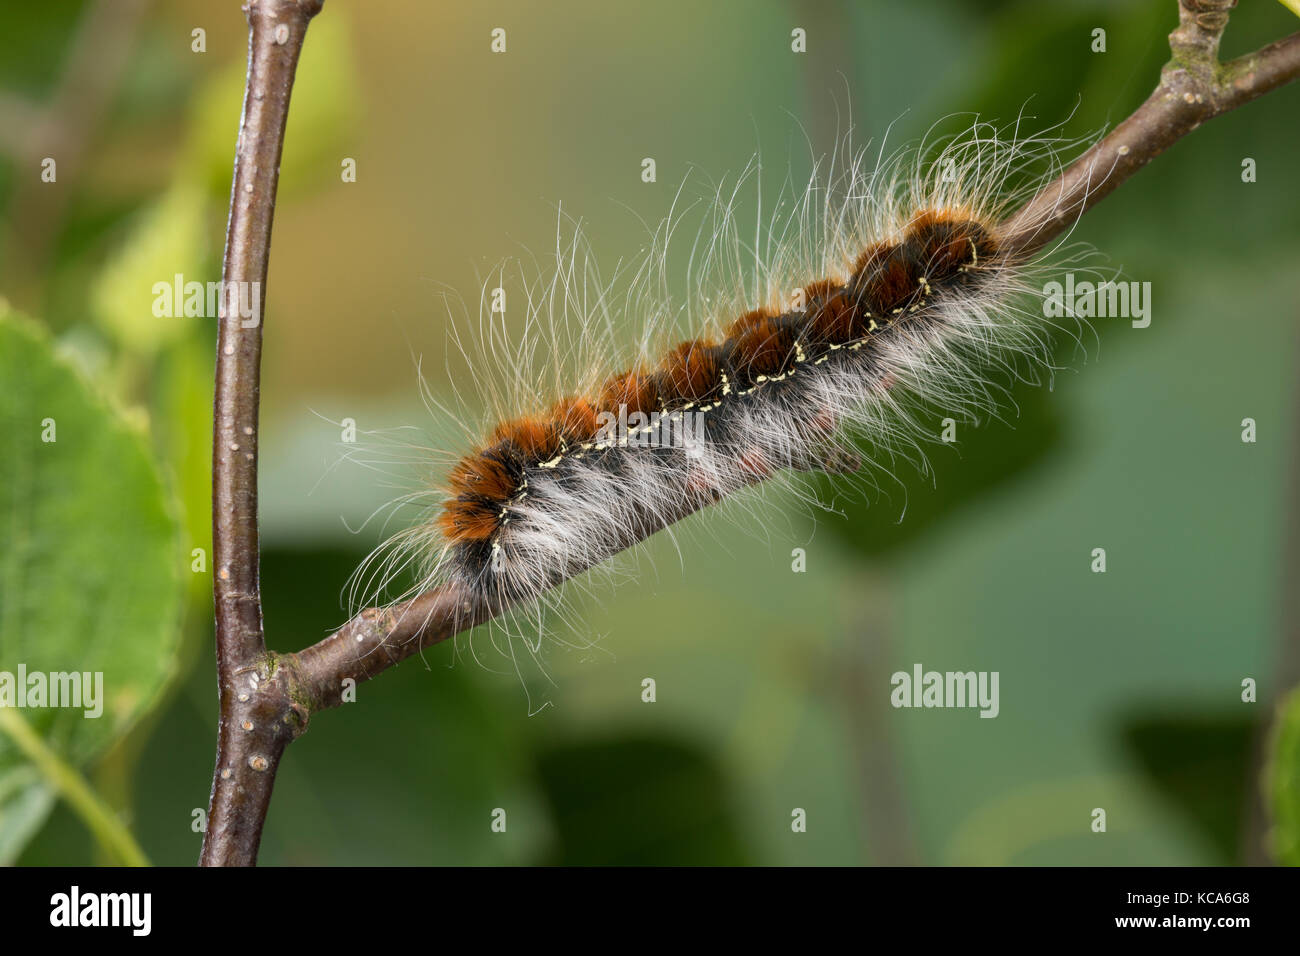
[{"left": 1, "top": 0, "right": 1299, "bottom": 865}]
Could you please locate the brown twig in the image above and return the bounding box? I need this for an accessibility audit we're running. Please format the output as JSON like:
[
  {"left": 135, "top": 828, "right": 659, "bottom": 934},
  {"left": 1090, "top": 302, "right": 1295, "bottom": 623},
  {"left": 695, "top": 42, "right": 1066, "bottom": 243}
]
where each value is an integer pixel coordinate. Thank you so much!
[
  {"left": 1000, "top": 1, "right": 1299, "bottom": 255},
  {"left": 201, "top": 0, "right": 1300, "bottom": 864},
  {"left": 201, "top": 0, "right": 323, "bottom": 868}
]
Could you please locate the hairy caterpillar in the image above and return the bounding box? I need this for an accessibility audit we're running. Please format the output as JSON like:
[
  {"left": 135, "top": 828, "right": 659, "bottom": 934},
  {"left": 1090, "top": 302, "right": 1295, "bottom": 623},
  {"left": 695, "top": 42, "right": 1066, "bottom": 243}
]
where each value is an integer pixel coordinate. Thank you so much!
[{"left": 350, "top": 120, "right": 1097, "bottom": 652}]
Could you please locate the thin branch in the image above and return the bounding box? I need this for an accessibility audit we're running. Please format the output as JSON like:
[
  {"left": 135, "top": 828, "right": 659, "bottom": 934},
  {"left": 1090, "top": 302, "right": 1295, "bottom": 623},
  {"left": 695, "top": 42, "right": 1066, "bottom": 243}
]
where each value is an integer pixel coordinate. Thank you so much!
[
  {"left": 0, "top": 708, "right": 149, "bottom": 867},
  {"left": 0, "top": 0, "right": 147, "bottom": 303},
  {"left": 201, "top": 0, "right": 323, "bottom": 868},
  {"left": 1001, "top": 3, "right": 1300, "bottom": 255}
]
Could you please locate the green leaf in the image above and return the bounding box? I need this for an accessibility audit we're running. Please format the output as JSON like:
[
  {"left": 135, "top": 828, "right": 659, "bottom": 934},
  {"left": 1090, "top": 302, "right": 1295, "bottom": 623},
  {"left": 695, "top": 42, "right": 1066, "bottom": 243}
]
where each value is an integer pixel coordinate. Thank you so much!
[
  {"left": 153, "top": 337, "right": 214, "bottom": 602},
  {"left": 534, "top": 735, "right": 753, "bottom": 865},
  {"left": 1269, "top": 687, "right": 1300, "bottom": 865},
  {"left": 90, "top": 180, "right": 209, "bottom": 357},
  {"left": 1120, "top": 711, "right": 1258, "bottom": 863},
  {"left": 0, "top": 765, "right": 53, "bottom": 864},
  {"left": 0, "top": 310, "right": 182, "bottom": 863}
]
